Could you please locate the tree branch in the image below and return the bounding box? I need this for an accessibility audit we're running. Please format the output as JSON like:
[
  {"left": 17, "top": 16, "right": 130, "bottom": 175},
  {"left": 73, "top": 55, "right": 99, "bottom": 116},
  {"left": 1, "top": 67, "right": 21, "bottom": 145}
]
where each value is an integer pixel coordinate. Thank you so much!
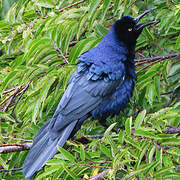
[
  {"left": 52, "top": 41, "right": 70, "bottom": 64},
  {"left": 89, "top": 169, "right": 110, "bottom": 180},
  {"left": 1, "top": 136, "right": 33, "bottom": 142},
  {"left": 77, "top": 162, "right": 110, "bottom": 169},
  {"left": 0, "top": 87, "right": 22, "bottom": 107},
  {"left": 162, "top": 126, "right": 180, "bottom": 134},
  {"left": 135, "top": 52, "right": 180, "bottom": 66},
  {"left": 0, "top": 143, "right": 32, "bottom": 153},
  {"left": 11, "top": 81, "right": 32, "bottom": 114},
  {"left": 84, "top": 134, "right": 104, "bottom": 139},
  {"left": 0, "top": 168, "right": 22, "bottom": 172},
  {"left": 1, "top": 125, "right": 179, "bottom": 154},
  {"left": 3, "top": 94, "right": 15, "bottom": 112},
  {"left": 59, "top": 0, "right": 85, "bottom": 12},
  {"left": 136, "top": 59, "right": 162, "bottom": 73},
  {"left": 69, "top": 41, "right": 78, "bottom": 47},
  {"left": 2, "top": 85, "right": 19, "bottom": 95}
]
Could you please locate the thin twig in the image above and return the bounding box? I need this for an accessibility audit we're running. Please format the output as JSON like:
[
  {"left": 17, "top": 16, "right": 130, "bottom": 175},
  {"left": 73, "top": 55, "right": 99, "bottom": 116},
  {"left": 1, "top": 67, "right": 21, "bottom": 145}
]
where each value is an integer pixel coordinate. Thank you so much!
[
  {"left": 136, "top": 51, "right": 146, "bottom": 58},
  {"left": 59, "top": 0, "right": 85, "bottom": 12},
  {"left": 161, "top": 91, "right": 173, "bottom": 95},
  {"left": 0, "top": 87, "right": 22, "bottom": 107},
  {"left": 0, "top": 168, "right": 22, "bottom": 172},
  {"left": 78, "top": 163, "right": 109, "bottom": 169},
  {"left": 128, "top": 0, "right": 137, "bottom": 7},
  {"left": 84, "top": 134, "right": 104, "bottom": 139},
  {"left": 73, "top": 161, "right": 112, "bottom": 169},
  {"left": 120, "top": 0, "right": 126, "bottom": 5},
  {"left": 52, "top": 41, "right": 70, "bottom": 64},
  {"left": 1, "top": 136, "right": 33, "bottom": 142},
  {"left": 2, "top": 85, "right": 19, "bottom": 95},
  {"left": 69, "top": 41, "right": 78, "bottom": 47},
  {"left": 167, "top": 71, "right": 180, "bottom": 79},
  {"left": 136, "top": 59, "right": 166, "bottom": 73},
  {"left": 135, "top": 52, "right": 180, "bottom": 64},
  {"left": 11, "top": 81, "right": 32, "bottom": 113},
  {"left": 3, "top": 95, "right": 15, "bottom": 112}
]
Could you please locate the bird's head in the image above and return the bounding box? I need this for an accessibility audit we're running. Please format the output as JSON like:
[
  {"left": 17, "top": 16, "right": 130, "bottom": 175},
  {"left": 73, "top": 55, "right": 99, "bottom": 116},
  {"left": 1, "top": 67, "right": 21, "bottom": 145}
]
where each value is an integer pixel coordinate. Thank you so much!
[{"left": 114, "top": 9, "right": 159, "bottom": 46}]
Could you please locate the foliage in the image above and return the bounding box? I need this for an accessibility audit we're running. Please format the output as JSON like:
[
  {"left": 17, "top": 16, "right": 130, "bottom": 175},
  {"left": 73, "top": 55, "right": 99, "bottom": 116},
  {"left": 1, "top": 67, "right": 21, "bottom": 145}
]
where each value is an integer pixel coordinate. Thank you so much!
[
  {"left": 0, "top": 0, "right": 180, "bottom": 179},
  {"left": 0, "top": 0, "right": 18, "bottom": 20}
]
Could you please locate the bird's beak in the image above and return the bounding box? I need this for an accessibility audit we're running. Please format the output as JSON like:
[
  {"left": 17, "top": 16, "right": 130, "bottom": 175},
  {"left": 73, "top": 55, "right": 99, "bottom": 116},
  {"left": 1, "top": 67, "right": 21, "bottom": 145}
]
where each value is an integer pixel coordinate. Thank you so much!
[{"left": 134, "top": 9, "right": 160, "bottom": 31}]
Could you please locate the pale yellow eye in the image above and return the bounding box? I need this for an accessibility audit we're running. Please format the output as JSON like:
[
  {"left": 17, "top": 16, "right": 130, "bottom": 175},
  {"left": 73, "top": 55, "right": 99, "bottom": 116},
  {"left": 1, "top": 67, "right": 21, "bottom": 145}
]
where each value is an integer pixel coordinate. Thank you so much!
[{"left": 128, "top": 28, "right": 132, "bottom": 32}]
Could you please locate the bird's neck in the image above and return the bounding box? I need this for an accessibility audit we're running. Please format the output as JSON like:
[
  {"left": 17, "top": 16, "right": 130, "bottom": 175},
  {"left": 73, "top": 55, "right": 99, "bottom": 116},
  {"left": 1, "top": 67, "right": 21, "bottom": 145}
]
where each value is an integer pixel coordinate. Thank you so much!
[{"left": 104, "top": 26, "right": 136, "bottom": 61}]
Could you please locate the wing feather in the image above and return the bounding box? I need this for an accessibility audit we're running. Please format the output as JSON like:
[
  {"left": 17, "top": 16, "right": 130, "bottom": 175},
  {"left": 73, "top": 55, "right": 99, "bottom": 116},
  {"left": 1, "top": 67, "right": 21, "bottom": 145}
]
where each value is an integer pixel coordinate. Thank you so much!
[{"left": 49, "top": 68, "right": 124, "bottom": 131}]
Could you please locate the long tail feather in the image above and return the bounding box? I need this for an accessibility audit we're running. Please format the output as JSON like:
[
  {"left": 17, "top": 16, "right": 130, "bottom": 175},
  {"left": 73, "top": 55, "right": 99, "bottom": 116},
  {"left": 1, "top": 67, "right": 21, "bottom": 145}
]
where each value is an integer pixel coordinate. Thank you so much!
[{"left": 23, "top": 120, "right": 77, "bottom": 179}]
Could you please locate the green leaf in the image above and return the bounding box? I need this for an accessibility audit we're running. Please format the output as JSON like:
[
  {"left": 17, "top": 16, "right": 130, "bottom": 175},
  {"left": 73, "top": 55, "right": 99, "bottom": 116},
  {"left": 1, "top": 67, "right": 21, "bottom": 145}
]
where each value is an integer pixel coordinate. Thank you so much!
[
  {"left": 46, "top": 159, "right": 63, "bottom": 166},
  {"left": 106, "top": 135, "right": 118, "bottom": 156},
  {"left": 146, "top": 83, "right": 154, "bottom": 106},
  {"left": 113, "top": 149, "right": 130, "bottom": 169},
  {"left": 88, "top": 0, "right": 101, "bottom": 19},
  {"left": 114, "top": 0, "right": 121, "bottom": 15},
  {"left": 135, "top": 141, "right": 150, "bottom": 169},
  {"left": 104, "top": 123, "right": 116, "bottom": 136},
  {"left": 95, "top": 23, "right": 108, "bottom": 38},
  {"left": 147, "top": 145, "right": 156, "bottom": 163},
  {"left": 167, "top": 147, "right": 180, "bottom": 157},
  {"left": 100, "top": 144, "right": 112, "bottom": 158},
  {"left": 35, "top": 0, "right": 56, "bottom": 8},
  {"left": 102, "top": 0, "right": 111, "bottom": 19},
  {"left": 122, "top": 161, "right": 154, "bottom": 180},
  {"left": 125, "top": 117, "right": 132, "bottom": 136},
  {"left": 80, "top": 144, "right": 85, "bottom": 161},
  {"left": 156, "top": 148, "right": 163, "bottom": 169},
  {"left": 57, "top": 147, "right": 75, "bottom": 163},
  {"left": 36, "top": 166, "right": 61, "bottom": 179},
  {"left": 68, "top": 37, "right": 100, "bottom": 63},
  {"left": 23, "top": 38, "right": 52, "bottom": 64},
  {"left": 160, "top": 138, "right": 180, "bottom": 146},
  {"left": 162, "top": 155, "right": 174, "bottom": 168},
  {"left": 134, "top": 110, "right": 146, "bottom": 129},
  {"left": 124, "top": 136, "right": 142, "bottom": 151},
  {"left": 155, "top": 167, "right": 175, "bottom": 177},
  {"left": 154, "top": 76, "right": 161, "bottom": 100},
  {"left": 143, "top": 27, "right": 154, "bottom": 41},
  {"left": 0, "top": 156, "right": 8, "bottom": 172},
  {"left": 164, "top": 173, "right": 180, "bottom": 178},
  {"left": 77, "top": 15, "right": 88, "bottom": 40},
  {"left": 0, "top": 111, "right": 15, "bottom": 122},
  {"left": 32, "top": 76, "right": 56, "bottom": 122},
  {"left": 63, "top": 163, "right": 78, "bottom": 179},
  {"left": 135, "top": 129, "right": 159, "bottom": 139},
  {"left": 175, "top": 35, "right": 180, "bottom": 50},
  {"left": 1, "top": 71, "right": 18, "bottom": 93},
  {"left": 118, "top": 130, "right": 124, "bottom": 145},
  {"left": 145, "top": 160, "right": 160, "bottom": 176}
]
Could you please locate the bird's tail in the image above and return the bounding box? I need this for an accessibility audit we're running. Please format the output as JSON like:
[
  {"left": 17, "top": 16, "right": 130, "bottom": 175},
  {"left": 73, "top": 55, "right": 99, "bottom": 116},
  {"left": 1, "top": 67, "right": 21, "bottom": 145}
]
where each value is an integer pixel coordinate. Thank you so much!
[{"left": 23, "top": 120, "right": 77, "bottom": 179}]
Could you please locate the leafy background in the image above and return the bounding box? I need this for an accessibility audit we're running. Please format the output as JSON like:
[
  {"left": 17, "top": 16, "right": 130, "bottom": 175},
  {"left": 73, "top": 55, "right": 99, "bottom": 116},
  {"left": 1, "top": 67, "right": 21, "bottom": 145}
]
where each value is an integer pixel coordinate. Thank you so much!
[{"left": 0, "top": 0, "right": 180, "bottom": 179}]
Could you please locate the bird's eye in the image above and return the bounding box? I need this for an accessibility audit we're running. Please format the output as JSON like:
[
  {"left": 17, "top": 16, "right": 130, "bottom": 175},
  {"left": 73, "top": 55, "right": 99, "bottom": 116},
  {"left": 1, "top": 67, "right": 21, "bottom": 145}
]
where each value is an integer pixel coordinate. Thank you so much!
[{"left": 128, "top": 28, "right": 132, "bottom": 32}]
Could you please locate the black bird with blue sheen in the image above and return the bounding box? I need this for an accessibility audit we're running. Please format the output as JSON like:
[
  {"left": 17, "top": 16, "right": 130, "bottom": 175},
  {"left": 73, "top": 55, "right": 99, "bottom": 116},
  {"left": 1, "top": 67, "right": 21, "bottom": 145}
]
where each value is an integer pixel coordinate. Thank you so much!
[{"left": 23, "top": 10, "right": 158, "bottom": 179}]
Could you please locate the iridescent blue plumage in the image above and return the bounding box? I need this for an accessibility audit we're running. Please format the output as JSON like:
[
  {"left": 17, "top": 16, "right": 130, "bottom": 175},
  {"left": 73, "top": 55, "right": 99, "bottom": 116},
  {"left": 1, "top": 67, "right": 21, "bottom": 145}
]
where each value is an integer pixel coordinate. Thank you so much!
[
  {"left": 23, "top": 12, "right": 157, "bottom": 179},
  {"left": 76, "top": 24, "right": 136, "bottom": 120}
]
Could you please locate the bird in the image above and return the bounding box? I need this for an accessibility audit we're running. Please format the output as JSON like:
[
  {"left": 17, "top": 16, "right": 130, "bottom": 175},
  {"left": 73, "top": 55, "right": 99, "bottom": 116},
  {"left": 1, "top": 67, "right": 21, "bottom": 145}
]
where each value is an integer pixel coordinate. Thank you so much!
[{"left": 23, "top": 9, "right": 158, "bottom": 179}]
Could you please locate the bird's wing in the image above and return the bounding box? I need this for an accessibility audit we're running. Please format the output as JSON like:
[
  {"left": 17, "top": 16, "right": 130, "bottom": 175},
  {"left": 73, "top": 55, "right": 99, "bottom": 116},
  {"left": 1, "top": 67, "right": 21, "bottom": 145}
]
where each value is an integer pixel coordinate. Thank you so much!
[{"left": 49, "top": 67, "right": 125, "bottom": 131}]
